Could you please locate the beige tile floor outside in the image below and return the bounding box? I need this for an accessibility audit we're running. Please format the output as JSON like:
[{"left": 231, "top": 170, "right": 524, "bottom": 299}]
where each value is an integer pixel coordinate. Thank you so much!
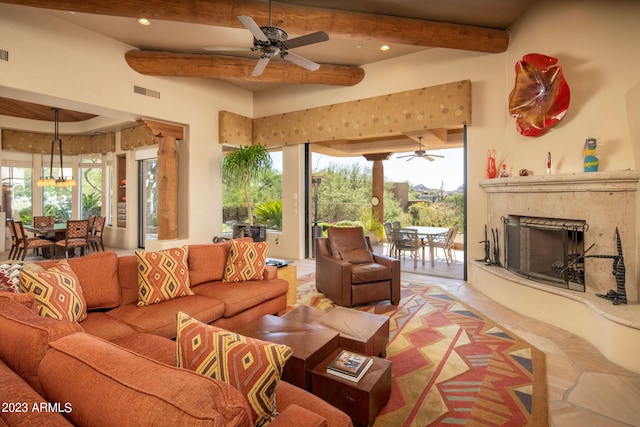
[{"left": 6, "top": 246, "right": 640, "bottom": 426}]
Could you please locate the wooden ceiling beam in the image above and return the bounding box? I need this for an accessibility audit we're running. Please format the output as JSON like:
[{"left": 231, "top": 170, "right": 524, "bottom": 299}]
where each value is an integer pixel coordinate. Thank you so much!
[
  {"left": 1, "top": 0, "right": 509, "bottom": 53},
  {"left": 125, "top": 51, "right": 365, "bottom": 86}
]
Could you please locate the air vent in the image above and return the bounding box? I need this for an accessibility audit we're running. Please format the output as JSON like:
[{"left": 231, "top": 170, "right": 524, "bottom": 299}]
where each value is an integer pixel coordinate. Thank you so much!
[
  {"left": 0, "top": 49, "right": 8, "bottom": 62},
  {"left": 133, "top": 85, "right": 160, "bottom": 99}
]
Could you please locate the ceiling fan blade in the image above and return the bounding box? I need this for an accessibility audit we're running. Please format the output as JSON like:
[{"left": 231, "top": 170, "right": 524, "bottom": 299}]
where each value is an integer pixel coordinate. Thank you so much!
[
  {"left": 284, "top": 31, "right": 329, "bottom": 49},
  {"left": 405, "top": 156, "right": 417, "bottom": 162},
  {"left": 281, "top": 51, "right": 320, "bottom": 71},
  {"left": 252, "top": 56, "right": 271, "bottom": 76},
  {"left": 203, "top": 46, "right": 253, "bottom": 52},
  {"left": 425, "top": 154, "right": 445, "bottom": 158},
  {"left": 397, "top": 154, "right": 413, "bottom": 159},
  {"left": 423, "top": 155, "right": 436, "bottom": 161},
  {"left": 238, "top": 15, "right": 269, "bottom": 43}
]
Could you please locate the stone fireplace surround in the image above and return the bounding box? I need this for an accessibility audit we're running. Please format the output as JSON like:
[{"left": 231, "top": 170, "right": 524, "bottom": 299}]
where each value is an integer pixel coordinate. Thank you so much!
[{"left": 469, "top": 170, "right": 640, "bottom": 373}]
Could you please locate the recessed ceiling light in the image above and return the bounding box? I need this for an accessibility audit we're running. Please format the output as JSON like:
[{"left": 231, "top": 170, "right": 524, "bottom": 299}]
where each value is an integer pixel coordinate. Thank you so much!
[
  {"left": 380, "top": 45, "right": 390, "bottom": 51},
  {"left": 138, "top": 18, "right": 151, "bottom": 26},
  {"left": 356, "top": 44, "right": 363, "bottom": 49}
]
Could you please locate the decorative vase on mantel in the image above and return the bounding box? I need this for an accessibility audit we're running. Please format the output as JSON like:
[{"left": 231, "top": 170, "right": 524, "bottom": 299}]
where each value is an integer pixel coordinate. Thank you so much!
[
  {"left": 487, "top": 149, "right": 497, "bottom": 178},
  {"left": 583, "top": 137, "right": 599, "bottom": 172}
]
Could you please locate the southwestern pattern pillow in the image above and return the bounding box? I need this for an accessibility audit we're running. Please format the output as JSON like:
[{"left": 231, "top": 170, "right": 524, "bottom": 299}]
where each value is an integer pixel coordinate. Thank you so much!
[
  {"left": 223, "top": 239, "right": 270, "bottom": 282},
  {"left": 19, "top": 260, "right": 87, "bottom": 322},
  {"left": 0, "top": 262, "right": 43, "bottom": 293},
  {"left": 0, "top": 263, "right": 23, "bottom": 293},
  {"left": 176, "top": 312, "right": 292, "bottom": 426},
  {"left": 136, "top": 247, "right": 193, "bottom": 307}
]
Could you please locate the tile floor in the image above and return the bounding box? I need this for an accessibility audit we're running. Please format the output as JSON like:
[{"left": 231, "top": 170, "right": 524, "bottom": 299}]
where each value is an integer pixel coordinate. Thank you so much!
[{"left": 6, "top": 246, "right": 640, "bottom": 426}]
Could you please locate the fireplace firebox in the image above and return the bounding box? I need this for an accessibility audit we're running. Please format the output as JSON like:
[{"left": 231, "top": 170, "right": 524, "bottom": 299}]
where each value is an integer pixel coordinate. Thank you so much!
[{"left": 504, "top": 215, "right": 588, "bottom": 291}]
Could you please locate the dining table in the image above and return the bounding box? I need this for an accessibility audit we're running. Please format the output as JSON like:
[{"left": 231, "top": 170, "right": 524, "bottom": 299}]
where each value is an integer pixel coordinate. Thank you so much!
[
  {"left": 24, "top": 222, "right": 68, "bottom": 242},
  {"left": 405, "top": 226, "right": 449, "bottom": 266}
]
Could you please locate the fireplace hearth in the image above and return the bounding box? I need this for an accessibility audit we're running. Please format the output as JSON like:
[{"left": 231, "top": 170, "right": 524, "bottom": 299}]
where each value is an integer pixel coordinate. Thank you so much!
[{"left": 504, "top": 215, "right": 587, "bottom": 291}]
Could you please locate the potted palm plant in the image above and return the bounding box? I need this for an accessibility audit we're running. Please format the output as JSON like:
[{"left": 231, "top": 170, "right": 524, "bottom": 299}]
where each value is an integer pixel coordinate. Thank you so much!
[{"left": 221, "top": 144, "right": 272, "bottom": 241}]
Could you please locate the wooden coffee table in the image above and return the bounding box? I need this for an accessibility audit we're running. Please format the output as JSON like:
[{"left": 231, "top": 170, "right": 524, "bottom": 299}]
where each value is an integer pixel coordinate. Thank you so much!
[
  {"left": 283, "top": 305, "right": 390, "bottom": 357},
  {"left": 233, "top": 313, "right": 339, "bottom": 390},
  {"left": 311, "top": 348, "right": 392, "bottom": 427}
]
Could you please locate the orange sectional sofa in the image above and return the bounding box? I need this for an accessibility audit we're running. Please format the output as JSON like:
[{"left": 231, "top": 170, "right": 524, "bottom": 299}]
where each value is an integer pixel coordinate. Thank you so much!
[{"left": 0, "top": 241, "right": 352, "bottom": 427}]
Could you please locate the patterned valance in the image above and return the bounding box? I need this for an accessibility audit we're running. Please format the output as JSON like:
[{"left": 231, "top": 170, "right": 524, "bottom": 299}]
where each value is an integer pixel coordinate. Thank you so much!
[{"left": 220, "top": 80, "right": 471, "bottom": 147}]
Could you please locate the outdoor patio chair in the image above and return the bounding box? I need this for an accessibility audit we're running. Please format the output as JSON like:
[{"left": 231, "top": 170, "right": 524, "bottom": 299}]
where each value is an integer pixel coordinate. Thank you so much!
[
  {"left": 393, "top": 228, "right": 424, "bottom": 268},
  {"left": 383, "top": 222, "right": 395, "bottom": 256},
  {"left": 432, "top": 225, "right": 459, "bottom": 265}
]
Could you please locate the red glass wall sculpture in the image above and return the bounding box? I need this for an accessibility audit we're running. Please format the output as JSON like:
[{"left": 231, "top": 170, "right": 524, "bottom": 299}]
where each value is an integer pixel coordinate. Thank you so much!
[{"left": 508, "top": 53, "right": 570, "bottom": 137}]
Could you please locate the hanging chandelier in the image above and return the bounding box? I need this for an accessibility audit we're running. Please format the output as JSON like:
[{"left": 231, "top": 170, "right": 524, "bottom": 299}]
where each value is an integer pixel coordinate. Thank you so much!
[{"left": 36, "top": 108, "right": 76, "bottom": 187}]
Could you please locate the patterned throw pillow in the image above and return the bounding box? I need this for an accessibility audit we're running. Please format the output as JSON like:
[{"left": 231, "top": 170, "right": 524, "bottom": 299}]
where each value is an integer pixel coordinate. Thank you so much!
[
  {"left": 176, "top": 312, "right": 292, "bottom": 426},
  {"left": 136, "top": 246, "right": 194, "bottom": 307},
  {"left": 0, "top": 262, "right": 43, "bottom": 293},
  {"left": 223, "top": 240, "right": 270, "bottom": 282},
  {"left": 19, "top": 260, "right": 87, "bottom": 322},
  {"left": 0, "top": 263, "right": 24, "bottom": 293}
]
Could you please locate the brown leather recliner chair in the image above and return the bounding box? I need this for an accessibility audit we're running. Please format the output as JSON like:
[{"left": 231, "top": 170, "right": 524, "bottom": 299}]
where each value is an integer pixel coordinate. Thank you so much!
[{"left": 315, "top": 227, "right": 401, "bottom": 307}]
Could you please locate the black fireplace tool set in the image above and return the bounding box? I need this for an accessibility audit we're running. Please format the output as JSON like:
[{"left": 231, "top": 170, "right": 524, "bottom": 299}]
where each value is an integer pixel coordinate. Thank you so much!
[{"left": 477, "top": 224, "right": 501, "bottom": 267}]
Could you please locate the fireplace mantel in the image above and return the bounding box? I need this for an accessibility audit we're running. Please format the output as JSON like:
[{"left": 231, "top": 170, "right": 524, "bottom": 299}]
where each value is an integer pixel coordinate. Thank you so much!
[
  {"left": 478, "top": 169, "right": 638, "bottom": 301},
  {"left": 479, "top": 170, "right": 639, "bottom": 193}
]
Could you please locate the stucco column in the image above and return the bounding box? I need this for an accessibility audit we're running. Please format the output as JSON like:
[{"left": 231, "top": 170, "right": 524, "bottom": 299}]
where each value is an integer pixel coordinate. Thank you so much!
[
  {"left": 139, "top": 120, "right": 184, "bottom": 241},
  {"left": 363, "top": 153, "right": 391, "bottom": 224}
]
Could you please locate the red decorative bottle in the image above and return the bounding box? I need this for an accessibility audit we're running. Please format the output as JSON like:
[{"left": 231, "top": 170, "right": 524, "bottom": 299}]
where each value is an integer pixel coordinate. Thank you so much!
[{"left": 487, "top": 149, "right": 497, "bottom": 178}]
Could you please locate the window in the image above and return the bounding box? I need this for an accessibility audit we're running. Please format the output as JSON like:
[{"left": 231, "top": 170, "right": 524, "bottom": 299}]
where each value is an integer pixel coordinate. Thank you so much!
[
  {"left": 41, "top": 162, "right": 73, "bottom": 223},
  {"left": 221, "top": 149, "right": 283, "bottom": 232},
  {"left": 1, "top": 165, "right": 32, "bottom": 223},
  {"left": 79, "top": 154, "right": 103, "bottom": 219}
]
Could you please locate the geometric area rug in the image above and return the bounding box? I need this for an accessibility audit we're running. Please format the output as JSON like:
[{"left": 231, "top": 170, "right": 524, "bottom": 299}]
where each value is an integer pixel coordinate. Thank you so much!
[{"left": 294, "top": 274, "right": 549, "bottom": 427}]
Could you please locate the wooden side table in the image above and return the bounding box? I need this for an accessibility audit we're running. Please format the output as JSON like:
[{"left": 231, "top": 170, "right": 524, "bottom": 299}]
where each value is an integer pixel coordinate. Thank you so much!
[
  {"left": 233, "top": 313, "right": 339, "bottom": 390},
  {"left": 311, "top": 348, "right": 392, "bottom": 427},
  {"left": 276, "top": 264, "right": 297, "bottom": 306}
]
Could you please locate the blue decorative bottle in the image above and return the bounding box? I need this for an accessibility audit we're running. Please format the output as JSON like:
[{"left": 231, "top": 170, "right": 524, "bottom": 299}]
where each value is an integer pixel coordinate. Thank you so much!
[{"left": 583, "top": 137, "right": 599, "bottom": 172}]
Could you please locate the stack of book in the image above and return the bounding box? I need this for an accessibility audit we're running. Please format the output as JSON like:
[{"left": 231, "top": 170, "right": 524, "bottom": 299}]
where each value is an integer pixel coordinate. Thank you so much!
[{"left": 326, "top": 349, "right": 373, "bottom": 383}]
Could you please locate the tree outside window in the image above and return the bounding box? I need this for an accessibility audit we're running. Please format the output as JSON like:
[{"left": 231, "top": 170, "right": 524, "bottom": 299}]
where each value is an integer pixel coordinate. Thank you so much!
[{"left": 80, "top": 154, "right": 102, "bottom": 219}]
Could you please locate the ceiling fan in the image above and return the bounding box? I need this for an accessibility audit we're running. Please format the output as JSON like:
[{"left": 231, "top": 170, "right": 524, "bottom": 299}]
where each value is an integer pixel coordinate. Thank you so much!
[
  {"left": 205, "top": 0, "right": 329, "bottom": 77},
  {"left": 397, "top": 136, "right": 446, "bottom": 162}
]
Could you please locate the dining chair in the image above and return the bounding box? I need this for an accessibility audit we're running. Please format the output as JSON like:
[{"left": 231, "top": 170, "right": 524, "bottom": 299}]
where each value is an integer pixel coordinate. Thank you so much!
[
  {"left": 88, "top": 216, "right": 106, "bottom": 252},
  {"left": 6, "top": 219, "right": 19, "bottom": 260},
  {"left": 432, "top": 226, "right": 459, "bottom": 265},
  {"left": 55, "top": 220, "right": 90, "bottom": 258},
  {"left": 393, "top": 228, "right": 423, "bottom": 268},
  {"left": 14, "top": 220, "right": 55, "bottom": 260},
  {"left": 87, "top": 215, "right": 96, "bottom": 234},
  {"left": 32, "top": 215, "right": 54, "bottom": 228}
]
